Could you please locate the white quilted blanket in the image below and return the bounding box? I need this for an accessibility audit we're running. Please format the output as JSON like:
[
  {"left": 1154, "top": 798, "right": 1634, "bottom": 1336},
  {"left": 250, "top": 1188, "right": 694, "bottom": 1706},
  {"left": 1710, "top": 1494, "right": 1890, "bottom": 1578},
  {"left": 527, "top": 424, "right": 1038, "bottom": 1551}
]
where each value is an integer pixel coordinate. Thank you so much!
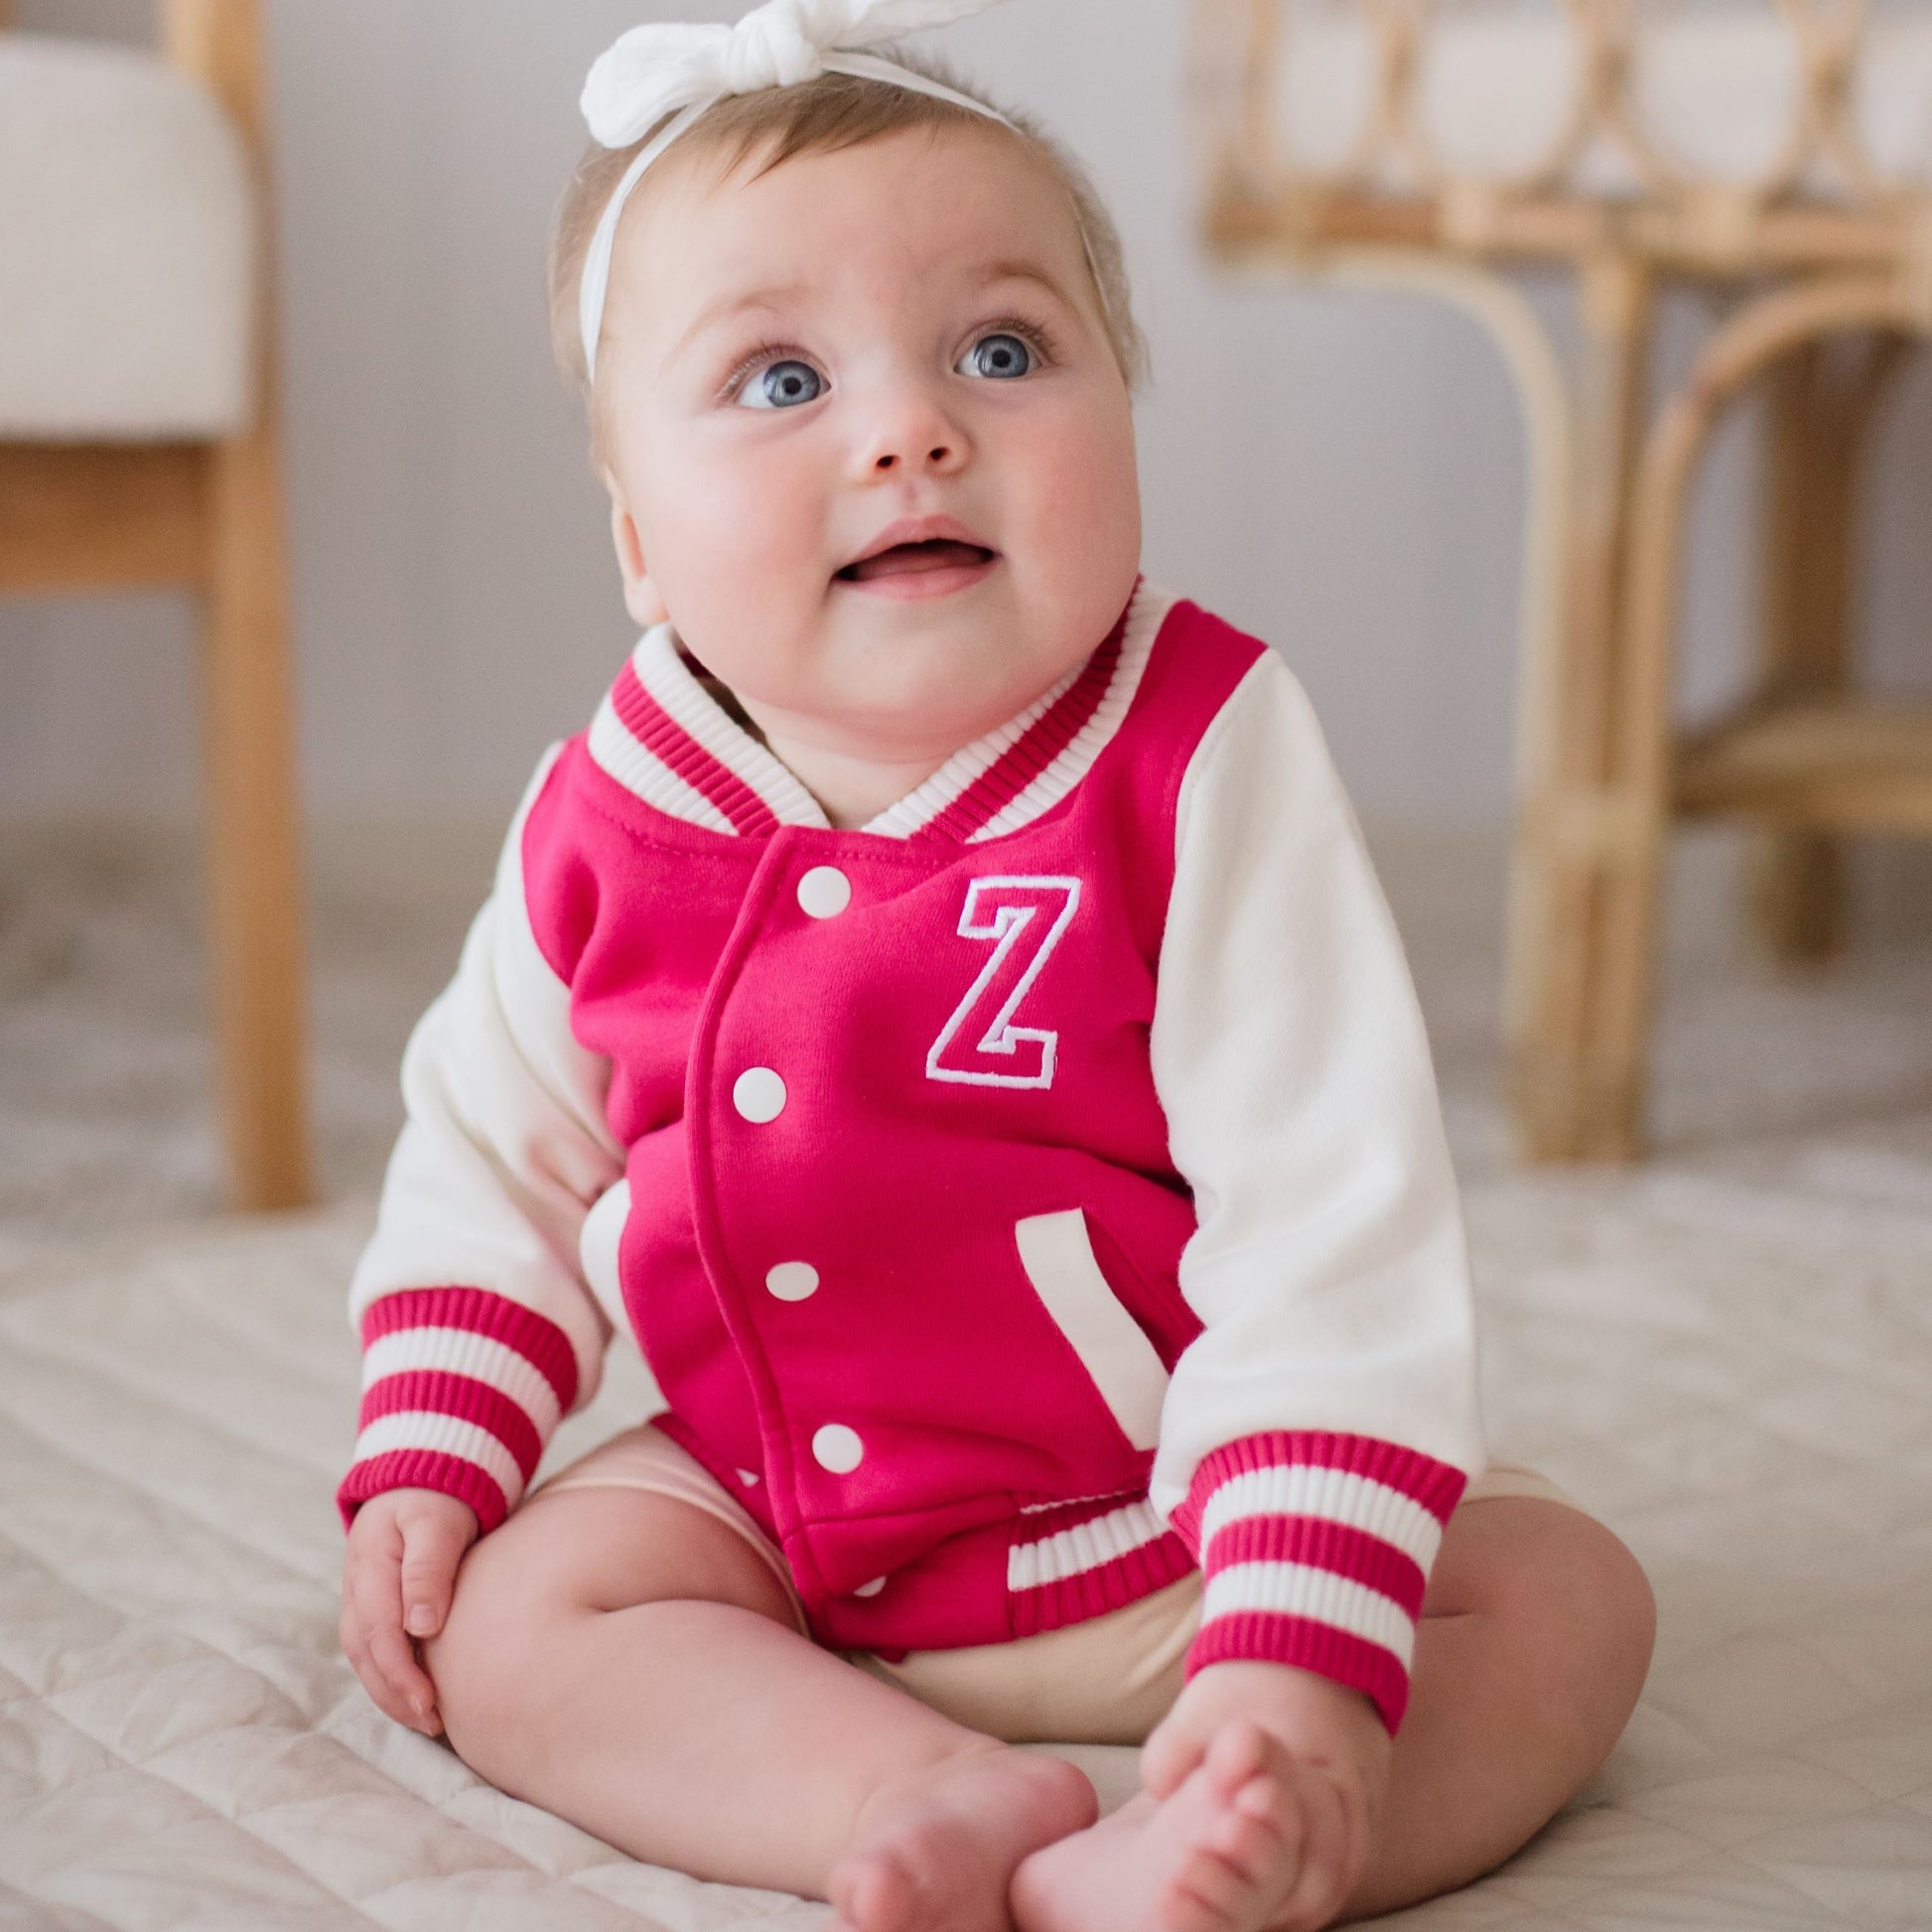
[{"left": 5, "top": 1131, "right": 1932, "bottom": 1927}]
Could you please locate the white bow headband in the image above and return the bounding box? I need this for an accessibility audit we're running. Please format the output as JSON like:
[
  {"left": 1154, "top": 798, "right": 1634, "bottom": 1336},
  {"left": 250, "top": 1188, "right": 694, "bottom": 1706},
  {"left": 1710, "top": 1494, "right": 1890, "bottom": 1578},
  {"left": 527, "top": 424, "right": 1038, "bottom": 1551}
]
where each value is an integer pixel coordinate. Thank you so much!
[{"left": 578, "top": 0, "right": 1015, "bottom": 382}]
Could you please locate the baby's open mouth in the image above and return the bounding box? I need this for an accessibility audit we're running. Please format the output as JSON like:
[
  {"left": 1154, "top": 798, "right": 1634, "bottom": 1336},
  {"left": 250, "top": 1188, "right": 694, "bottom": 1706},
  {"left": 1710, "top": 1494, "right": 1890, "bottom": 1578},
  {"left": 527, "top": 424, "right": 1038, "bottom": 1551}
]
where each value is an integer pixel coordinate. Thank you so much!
[{"left": 836, "top": 538, "right": 997, "bottom": 585}]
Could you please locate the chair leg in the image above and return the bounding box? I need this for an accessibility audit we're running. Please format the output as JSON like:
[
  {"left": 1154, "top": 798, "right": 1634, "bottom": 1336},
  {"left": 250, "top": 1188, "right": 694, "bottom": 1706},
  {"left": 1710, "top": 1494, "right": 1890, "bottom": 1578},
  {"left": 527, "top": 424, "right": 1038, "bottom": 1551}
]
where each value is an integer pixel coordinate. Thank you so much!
[
  {"left": 1751, "top": 336, "right": 1903, "bottom": 962},
  {"left": 200, "top": 408, "right": 313, "bottom": 1211},
  {"left": 1508, "top": 251, "right": 1657, "bottom": 1161}
]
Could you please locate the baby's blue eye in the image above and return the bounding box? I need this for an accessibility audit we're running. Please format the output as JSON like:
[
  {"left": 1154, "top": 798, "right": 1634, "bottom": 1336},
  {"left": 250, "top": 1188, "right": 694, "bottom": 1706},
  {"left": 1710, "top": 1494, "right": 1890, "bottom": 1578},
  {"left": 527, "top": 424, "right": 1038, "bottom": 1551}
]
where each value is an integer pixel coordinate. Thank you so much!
[
  {"left": 960, "top": 334, "right": 1035, "bottom": 380},
  {"left": 740, "top": 359, "right": 824, "bottom": 410}
]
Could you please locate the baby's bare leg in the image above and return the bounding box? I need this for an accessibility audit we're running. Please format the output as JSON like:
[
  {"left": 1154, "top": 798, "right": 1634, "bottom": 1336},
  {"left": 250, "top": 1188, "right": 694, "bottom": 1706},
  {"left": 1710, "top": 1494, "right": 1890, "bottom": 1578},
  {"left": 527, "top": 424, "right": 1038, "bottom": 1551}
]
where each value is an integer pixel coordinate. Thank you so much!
[
  {"left": 423, "top": 1484, "right": 1095, "bottom": 1924},
  {"left": 1340, "top": 1497, "right": 1655, "bottom": 1921},
  {"left": 1013, "top": 1497, "right": 1654, "bottom": 1932}
]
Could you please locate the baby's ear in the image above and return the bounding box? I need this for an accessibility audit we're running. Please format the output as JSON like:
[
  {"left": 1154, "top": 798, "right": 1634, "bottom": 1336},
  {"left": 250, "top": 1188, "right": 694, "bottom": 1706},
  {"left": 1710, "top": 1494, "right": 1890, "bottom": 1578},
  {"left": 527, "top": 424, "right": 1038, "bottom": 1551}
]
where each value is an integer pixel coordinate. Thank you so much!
[{"left": 608, "top": 498, "right": 670, "bottom": 631}]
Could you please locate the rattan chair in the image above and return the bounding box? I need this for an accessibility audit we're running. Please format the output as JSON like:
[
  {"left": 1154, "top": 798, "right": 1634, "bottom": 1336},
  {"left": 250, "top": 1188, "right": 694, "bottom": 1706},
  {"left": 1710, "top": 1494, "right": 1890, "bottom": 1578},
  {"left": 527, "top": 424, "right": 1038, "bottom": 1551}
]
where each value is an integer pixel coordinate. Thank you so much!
[
  {"left": 1190, "top": 0, "right": 1932, "bottom": 1161},
  {"left": 0, "top": 0, "right": 309, "bottom": 1209}
]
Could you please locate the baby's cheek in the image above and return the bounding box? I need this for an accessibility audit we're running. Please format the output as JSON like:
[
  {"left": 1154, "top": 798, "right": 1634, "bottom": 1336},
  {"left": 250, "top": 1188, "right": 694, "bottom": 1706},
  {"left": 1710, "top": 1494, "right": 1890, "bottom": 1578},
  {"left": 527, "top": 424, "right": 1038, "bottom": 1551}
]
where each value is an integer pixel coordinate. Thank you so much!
[
  {"left": 1026, "top": 383, "right": 1137, "bottom": 512},
  {"left": 1013, "top": 413, "right": 1142, "bottom": 616},
  {"left": 647, "top": 464, "right": 829, "bottom": 643}
]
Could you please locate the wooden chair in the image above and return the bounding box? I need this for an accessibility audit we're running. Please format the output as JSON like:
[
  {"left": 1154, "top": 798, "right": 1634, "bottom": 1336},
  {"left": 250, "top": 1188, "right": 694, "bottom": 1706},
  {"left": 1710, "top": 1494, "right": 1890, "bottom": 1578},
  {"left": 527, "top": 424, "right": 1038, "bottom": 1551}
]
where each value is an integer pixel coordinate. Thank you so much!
[
  {"left": 1190, "top": 0, "right": 1932, "bottom": 1161},
  {"left": 0, "top": 0, "right": 310, "bottom": 1208}
]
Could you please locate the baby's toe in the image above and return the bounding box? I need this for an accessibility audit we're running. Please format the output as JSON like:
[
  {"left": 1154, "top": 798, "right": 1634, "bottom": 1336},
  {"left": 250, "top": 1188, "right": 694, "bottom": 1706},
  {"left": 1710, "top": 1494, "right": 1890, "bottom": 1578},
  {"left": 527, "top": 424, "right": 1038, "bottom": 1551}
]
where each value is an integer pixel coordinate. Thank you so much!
[
  {"left": 828, "top": 1850, "right": 914, "bottom": 1932},
  {"left": 824, "top": 1856, "right": 865, "bottom": 1932}
]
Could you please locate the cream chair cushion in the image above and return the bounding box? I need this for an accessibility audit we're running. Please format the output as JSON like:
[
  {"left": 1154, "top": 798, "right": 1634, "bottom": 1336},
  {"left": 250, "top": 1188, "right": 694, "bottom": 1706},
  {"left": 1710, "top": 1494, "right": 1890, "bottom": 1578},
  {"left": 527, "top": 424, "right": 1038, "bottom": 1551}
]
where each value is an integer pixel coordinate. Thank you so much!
[{"left": 0, "top": 32, "right": 254, "bottom": 441}]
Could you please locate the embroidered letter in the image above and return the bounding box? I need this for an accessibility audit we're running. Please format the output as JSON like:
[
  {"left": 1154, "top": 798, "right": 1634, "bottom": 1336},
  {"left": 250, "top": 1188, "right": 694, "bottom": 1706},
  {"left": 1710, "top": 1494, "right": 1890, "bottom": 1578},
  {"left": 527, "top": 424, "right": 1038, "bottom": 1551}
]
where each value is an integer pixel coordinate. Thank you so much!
[{"left": 927, "top": 877, "right": 1081, "bottom": 1090}]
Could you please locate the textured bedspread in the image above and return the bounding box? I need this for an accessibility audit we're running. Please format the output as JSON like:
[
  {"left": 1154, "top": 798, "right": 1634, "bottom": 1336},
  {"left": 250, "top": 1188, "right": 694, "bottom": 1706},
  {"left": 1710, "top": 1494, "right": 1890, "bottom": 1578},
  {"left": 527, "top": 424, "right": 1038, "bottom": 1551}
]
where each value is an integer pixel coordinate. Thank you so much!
[{"left": 5, "top": 1132, "right": 1932, "bottom": 1928}]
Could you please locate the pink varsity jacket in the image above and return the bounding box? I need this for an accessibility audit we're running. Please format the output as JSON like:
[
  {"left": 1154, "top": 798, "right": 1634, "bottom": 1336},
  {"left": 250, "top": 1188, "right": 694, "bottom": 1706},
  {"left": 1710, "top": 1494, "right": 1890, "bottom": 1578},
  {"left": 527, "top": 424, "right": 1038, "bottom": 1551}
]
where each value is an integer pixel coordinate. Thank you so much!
[{"left": 340, "top": 584, "right": 1484, "bottom": 1732}]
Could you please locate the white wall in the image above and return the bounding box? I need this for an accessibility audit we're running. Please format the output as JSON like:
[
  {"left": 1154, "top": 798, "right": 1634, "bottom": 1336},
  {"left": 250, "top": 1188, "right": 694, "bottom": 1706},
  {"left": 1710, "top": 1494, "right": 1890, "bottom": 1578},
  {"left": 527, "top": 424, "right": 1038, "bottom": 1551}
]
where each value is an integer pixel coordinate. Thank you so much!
[{"left": 4, "top": 0, "right": 1928, "bottom": 832}]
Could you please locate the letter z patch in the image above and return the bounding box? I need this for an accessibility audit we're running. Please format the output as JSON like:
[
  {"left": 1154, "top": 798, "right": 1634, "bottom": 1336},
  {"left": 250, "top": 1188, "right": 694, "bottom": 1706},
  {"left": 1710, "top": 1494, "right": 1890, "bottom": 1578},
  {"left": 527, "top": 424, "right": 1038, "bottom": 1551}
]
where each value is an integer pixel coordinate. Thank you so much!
[{"left": 926, "top": 877, "right": 1081, "bottom": 1091}]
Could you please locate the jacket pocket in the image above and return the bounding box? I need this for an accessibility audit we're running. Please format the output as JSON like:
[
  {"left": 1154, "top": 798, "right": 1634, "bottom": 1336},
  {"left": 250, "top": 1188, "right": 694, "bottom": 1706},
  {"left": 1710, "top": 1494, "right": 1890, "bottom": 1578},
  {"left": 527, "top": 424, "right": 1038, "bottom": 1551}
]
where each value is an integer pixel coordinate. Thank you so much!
[{"left": 1014, "top": 1208, "right": 1170, "bottom": 1451}]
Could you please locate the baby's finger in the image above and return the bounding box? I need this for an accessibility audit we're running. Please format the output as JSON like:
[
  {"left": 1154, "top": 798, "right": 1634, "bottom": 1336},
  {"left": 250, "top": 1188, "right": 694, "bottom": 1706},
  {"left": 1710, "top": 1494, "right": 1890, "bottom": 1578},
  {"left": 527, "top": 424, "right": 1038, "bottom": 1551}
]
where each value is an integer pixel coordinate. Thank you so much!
[
  {"left": 367, "top": 1614, "right": 439, "bottom": 1726},
  {"left": 397, "top": 1507, "right": 470, "bottom": 1640},
  {"left": 370, "top": 1621, "right": 443, "bottom": 1733},
  {"left": 345, "top": 1612, "right": 426, "bottom": 1729},
  {"left": 349, "top": 1561, "right": 441, "bottom": 1731},
  {"left": 339, "top": 1607, "right": 413, "bottom": 1729},
  {"left": 1139, "top": 1715, "right": 1206, "bottom": 1801}
]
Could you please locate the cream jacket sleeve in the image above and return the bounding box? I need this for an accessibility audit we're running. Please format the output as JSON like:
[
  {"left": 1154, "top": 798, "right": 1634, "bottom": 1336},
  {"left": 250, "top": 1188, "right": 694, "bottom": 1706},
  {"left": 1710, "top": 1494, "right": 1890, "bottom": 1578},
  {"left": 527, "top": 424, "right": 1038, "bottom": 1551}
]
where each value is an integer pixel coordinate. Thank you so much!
[
  {"left": 1149, "top": 647, "right": 1484, "bottom": 1729},
  {"left": 339, "top": 748, "right": 623, "bottom": 1531}
]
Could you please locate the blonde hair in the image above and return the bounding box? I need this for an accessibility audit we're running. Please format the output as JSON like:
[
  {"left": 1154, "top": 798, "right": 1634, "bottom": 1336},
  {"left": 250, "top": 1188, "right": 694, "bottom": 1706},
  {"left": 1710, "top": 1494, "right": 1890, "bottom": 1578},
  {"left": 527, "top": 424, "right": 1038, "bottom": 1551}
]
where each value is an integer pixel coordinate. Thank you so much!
[{"left": 547, "top": 56, "right": 1148, "bottom": 429}]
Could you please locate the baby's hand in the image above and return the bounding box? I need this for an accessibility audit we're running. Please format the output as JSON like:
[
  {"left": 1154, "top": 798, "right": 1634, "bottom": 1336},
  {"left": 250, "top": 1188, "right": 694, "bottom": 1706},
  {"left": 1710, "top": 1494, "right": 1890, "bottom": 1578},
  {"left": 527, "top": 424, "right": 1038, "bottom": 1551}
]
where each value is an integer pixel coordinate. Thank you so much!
[
  {"left": 340, "top": 1487, "right": 480, "bottom": 1736},
  {"left": 1140, "top": 1658, "right": 1391, "bottom": 1930}
]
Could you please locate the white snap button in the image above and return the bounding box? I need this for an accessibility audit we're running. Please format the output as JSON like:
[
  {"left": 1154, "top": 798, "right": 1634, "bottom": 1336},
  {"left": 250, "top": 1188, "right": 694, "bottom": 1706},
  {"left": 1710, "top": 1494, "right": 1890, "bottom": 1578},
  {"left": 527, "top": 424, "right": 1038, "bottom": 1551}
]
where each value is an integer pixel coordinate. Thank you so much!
[
  {"left": 736, "top": 1468, "right": 760, "bottom": 1486},
  {"left": 797, "top": 866, "right": 853, "bottom": 920},
  {"left": 853, "top": 1576, "right": 888, "bottom": 1598},
  {"left": 732, "top": 1067, "right": 786, "bottom": 1123},
  {"left": 812, "top": 1424, "right": 864, "bottom": 1474},
  {"left": 766, "top": 1261, "right": 820, "bottom": 1303}
]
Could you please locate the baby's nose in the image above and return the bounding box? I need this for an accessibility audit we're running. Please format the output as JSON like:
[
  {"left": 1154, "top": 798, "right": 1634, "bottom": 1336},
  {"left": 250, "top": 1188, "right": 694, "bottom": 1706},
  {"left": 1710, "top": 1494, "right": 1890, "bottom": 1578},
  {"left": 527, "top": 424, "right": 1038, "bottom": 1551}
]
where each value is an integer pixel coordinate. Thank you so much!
[
  {"left": 874, "top": 441, "right": 954, "bottom": 474},
  {"left": 854, "top": 383, "right": 969, "bottom": 478}
]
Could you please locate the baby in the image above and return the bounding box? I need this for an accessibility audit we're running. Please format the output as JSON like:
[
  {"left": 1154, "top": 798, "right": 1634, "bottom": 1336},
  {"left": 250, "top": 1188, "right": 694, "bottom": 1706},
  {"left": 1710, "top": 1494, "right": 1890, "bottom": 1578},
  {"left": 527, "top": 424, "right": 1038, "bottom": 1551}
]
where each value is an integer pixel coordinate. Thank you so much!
[{"left": 337, "top": 6, "right": 1655, "bottom": 1930}]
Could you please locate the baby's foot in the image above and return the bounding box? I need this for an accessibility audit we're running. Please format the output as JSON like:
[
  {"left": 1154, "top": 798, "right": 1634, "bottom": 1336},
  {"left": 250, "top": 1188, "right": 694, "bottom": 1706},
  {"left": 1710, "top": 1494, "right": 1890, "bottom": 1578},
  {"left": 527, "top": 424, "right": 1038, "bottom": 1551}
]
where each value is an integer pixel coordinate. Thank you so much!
[
  {"left": 828, "top": 1742, "right": 1098, "bottom": 1932},
  {"left": 1011, "top": 1721, "right": 1322, "bottom": 1932}
]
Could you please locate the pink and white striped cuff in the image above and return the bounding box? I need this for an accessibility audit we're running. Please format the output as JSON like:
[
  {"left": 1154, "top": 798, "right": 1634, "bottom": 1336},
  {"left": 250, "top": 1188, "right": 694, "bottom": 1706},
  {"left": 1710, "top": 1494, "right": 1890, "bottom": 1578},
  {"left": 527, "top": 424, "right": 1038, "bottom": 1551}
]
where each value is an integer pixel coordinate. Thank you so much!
[
  {"left": 336, "top": 1288, "right": 580, "bottom": 1535},
  {"left": 1169, "top": 1432, "right": 1467, "bottom": 1733}
]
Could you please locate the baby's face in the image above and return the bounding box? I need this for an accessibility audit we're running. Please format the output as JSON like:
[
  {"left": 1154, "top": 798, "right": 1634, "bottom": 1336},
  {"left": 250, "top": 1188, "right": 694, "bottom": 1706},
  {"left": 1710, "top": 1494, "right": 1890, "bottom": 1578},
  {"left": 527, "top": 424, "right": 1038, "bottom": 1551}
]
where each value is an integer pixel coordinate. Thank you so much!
[{"left": 599, "top": 122, "right": 1142, "bottom": 766}]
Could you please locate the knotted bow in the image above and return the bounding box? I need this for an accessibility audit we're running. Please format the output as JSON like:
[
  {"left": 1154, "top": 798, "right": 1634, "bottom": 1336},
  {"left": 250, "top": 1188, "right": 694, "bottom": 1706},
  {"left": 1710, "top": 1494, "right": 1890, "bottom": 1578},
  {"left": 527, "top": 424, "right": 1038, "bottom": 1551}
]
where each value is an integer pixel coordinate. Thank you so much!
[
  {"left": 577, "top": 0, "right": 1015, "bottom": 380},
  {"left": 584, "top": 0, "right": 1007, "bottom": 149}
]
